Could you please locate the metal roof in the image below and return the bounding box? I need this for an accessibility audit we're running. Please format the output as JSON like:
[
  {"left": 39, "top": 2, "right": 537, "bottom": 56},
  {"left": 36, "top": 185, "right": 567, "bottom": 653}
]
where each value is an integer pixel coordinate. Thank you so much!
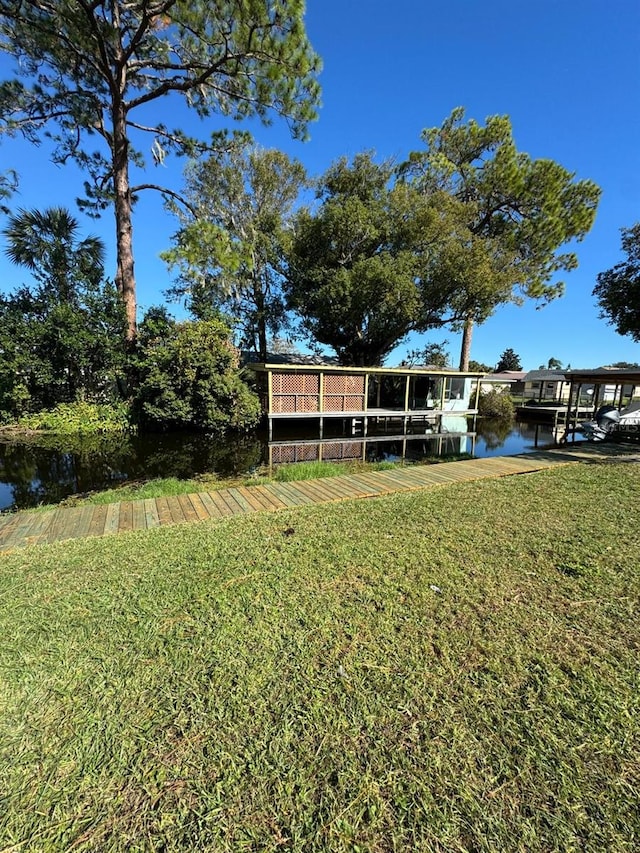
[
  {"left": 248, "top": 362, "right": 485, "bottom": 378},
  {"left": 565, "top": 368, "right": 640, "bottom": 385},
  {"left": 524, "top": 370, "right": 568, "bottom": 382}
]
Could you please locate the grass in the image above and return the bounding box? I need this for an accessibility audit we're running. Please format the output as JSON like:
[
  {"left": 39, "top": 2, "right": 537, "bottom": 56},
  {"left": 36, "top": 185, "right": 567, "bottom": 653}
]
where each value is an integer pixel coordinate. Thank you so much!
[
  {"left": 51, "top": 460, "right": 405, "bottom": 508},
  {"left": 1, "top": 462, "right": 639, "bottom": 851}
]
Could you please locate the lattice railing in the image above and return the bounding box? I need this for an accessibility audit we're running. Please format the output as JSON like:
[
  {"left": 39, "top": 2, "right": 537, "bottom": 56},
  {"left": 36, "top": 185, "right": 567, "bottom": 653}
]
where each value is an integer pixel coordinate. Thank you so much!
[
  {"left": 270, "top": 372, "right": 367, "bottom": 413},
  {"left": 322, "top": 442, "right": 363, "bottom": 460},
  {"left": 271, "top": 373, "right": 320, "bottom": 413},
  {"left": 322, "top": 374, "right": 365, "bottom": 412},
  {"left": 271, "top": 443, "right": 320, "bottom": 464}
]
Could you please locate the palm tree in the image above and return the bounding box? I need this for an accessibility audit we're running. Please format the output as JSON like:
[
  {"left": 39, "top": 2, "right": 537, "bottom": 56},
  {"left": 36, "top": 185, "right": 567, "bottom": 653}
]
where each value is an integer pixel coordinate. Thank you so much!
[{"left": 3, "top": 207, "right": 105, "bottom": 303}]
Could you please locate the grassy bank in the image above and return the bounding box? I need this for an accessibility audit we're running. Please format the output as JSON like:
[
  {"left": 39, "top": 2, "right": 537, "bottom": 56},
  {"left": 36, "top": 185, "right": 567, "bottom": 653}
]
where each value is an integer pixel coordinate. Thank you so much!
[
  {"left": 1, "top": 462, "right": 639, "bottom": 851},
  {"left": 54, "top": 460, "right": 404, "bottom": 507}
]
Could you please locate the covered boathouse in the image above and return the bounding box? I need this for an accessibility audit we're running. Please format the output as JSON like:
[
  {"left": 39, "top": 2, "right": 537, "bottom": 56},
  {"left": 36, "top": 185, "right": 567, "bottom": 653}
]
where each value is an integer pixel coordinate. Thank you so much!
[
  {"left": 248, "top": 363, "right": 485, "bottom": 441},
  {"left": 562, "top": 368, "right": 640, "bottom": 441}
]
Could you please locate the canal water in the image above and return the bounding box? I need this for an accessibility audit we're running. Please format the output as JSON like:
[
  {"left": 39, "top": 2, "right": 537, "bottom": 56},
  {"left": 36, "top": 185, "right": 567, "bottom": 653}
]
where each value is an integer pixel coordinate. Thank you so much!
[{"left": 0, "top": 418, "right": 558, "bottom": 512}]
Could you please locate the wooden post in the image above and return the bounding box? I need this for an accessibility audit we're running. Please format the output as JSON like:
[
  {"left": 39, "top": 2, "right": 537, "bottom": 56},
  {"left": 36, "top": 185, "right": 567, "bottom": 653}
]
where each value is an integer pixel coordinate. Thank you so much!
[
  {"left": 404, "top": 374, "right": 410, "bottom": 413},
  {"left": 267, "top": 369, "right": 274, "bottom": 443},
  {"left": 565, "top": 380, "right": 574, "bottom": 443},
  {"left": 474, "top": 376, "right": 481, "bottom": 411},
  {"left": 319, "top": 370, "right": 324, "bottom": 413},
  {"left": 364, "top": 373, "right": 369, "bottom": 413}
]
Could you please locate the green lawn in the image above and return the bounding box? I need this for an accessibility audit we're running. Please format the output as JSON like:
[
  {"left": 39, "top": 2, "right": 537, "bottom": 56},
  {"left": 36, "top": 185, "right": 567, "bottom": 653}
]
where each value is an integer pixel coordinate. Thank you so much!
[{"left": 1, "top": 462, "right": 639, "bottom": 851}]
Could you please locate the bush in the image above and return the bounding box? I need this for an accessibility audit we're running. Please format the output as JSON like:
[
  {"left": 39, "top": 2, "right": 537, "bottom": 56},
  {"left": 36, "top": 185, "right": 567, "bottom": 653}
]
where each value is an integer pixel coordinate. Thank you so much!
[
  {"left": 478, "top": 389, "right": 515, "bottom": 419},
  {"left": 17, "top": 401, "right": 132, "bottom": 434},
  {"left": 132, "top": 318, "right": 261, "bottom": 434}
]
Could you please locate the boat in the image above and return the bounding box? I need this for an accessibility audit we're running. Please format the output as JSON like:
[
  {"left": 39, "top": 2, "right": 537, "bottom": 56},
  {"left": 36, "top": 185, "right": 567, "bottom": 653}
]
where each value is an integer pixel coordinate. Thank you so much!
[{"left": 580, "top": 402, "right": 640, "bottom": 441}]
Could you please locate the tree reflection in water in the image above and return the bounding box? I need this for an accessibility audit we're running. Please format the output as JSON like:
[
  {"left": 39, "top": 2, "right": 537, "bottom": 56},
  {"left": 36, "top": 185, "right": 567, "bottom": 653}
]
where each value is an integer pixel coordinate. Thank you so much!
[
  {"left": 0, "top": 432, "right": 264, "bottom": 511},
  {"left": 475, "top": 417, "right": 516, "bottom": 450}
]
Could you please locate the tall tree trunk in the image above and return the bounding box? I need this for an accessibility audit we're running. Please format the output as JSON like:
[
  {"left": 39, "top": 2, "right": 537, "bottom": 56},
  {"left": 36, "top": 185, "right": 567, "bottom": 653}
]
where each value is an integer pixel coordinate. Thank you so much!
[
  {"left": 253, "top": 267, "right": 268, "bottom": 362},
  {"left": 459, "top": 317, "right": 474, "bottom": 371},
  {"left": 112, "top": 97, "right": 136, "bottom": 342}
]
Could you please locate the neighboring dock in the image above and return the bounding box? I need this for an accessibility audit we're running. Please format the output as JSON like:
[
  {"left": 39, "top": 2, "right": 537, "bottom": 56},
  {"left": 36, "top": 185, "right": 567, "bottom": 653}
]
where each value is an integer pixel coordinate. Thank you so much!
[
  {"left": 516, "top": 404, "right": 594, "bottom": 422},
  {"left": 1, "top": 443, "right": 638, "bottom": 552}
]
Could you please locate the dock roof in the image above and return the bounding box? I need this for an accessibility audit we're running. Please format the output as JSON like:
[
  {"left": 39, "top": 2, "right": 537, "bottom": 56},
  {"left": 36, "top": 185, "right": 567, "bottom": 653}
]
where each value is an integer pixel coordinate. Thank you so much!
[
  {"left": 565, "top": 368, "right": 640, "bottom": 385},
  {"left": 248, "top": 362, "right": 485, "bottom": 378}
]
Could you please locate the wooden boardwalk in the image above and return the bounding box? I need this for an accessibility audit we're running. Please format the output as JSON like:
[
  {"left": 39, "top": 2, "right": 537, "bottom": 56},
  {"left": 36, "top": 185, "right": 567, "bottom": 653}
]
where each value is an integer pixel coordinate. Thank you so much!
[{"left": 1, "top": 444, "right": 637, "bottom": 552}]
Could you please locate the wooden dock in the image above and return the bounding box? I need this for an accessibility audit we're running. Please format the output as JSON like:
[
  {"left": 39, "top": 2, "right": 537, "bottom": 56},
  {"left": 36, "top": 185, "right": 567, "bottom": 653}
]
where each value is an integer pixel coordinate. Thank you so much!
[{"left": 1, "top": 444, "right": 637, "bottom": 552}]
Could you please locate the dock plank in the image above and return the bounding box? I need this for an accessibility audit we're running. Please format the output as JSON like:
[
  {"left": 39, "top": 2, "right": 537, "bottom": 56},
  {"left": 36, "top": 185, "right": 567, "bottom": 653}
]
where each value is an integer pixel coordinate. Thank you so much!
[
  {"left": 12, "top": 511, "right": 54, "bottom": 548},
  {"left": 197, "top": 491, "right": 225, "bottom": 519},
  {"left": 87, "top": 505, "right": 109, "bottom": 538},
  {"left": 225, "top": 488, "right": 256, "bottom": 514},
  {"left": 155, "top": 497, "right": 174, "bottom": 526},
  {"left": 247, "top": 485, "right": 287, "bottom": 510},
  {"left": 235, "top": 486, "right": 266, "bottom": 512},
  {"left": 208, "top": 490, "right": 237, "bottom": 517},
  {"left": 44, "top": 508, "right": 70, "bottom": 544},
  {"left": 293, "top": 479, "right": 345, "bottom": 503},
  {"left": 104, "top": 503, "right": 120, "bottom": 535},
  {"left": 268, "top": 482, "right": 316, "bottom": 506},
  {"left": 24, "top": 511, "right": 57, "bottom": 546},
  {"left": 143, "top": 499, "right": 160, "bottom": 529},
  {"left": 132, "top": 500, "right": 148, "bottom": 531},
  {"left": 118, "top": 501, "right": 134, "bottom": 533},
  {"left": 166, "top": 497, "right": 187, "bottom": 525},
  {"left": 187, "top": 493, "right": 212, "bottom": 521},
  {"left": 177, "top": 494, "right": 200, "bottom": 523},
  {"left": 312, "top": 477, "right": 363, "bottom": 499},
  {"left": 219, "top": 490, "right": 248, "bottom": 515}
]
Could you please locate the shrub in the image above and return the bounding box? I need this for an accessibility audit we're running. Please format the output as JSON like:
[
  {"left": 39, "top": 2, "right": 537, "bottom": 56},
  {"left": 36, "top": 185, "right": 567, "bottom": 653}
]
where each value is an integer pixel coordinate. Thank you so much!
[
  {"left": 478, "top": 389, "right": 515, "bottom": 419},
  {"left": 17, "top": 401, "right": 132, "bottom": 434},
  {"left": 132, "top": 319, "right": 261, "bottom": 434}
]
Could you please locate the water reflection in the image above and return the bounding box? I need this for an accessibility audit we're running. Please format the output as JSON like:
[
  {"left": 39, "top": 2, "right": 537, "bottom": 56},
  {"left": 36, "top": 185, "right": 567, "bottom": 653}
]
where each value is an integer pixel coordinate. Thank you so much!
[
  {"left": 0, "top": 416, "right": 557, "bottom": 512},
  {"left": 0, "top": 432, "right": 263, "bottom": 511},
  {"left": 269, "top": 432, "right": 475, "bottom": 466},
  {"left": 475, "top": 419, "right": 557, "bottom": 456}
]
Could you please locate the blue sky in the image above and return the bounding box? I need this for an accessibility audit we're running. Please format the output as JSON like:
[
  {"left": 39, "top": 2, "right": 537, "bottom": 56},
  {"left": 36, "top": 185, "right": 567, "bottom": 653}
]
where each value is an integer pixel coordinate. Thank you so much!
[{"left": 0, "top": 0, "right": 639, "bottom": 370}]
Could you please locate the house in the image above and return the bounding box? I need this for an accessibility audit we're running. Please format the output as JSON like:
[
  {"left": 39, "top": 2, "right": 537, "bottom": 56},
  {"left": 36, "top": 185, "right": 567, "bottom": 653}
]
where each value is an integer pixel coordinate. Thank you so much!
[
  {"left": 522, "top": 370, "right": 571, "bottom": 402},
  {"left": 478, "top": 371, "right": 526, "bottom": 396}
]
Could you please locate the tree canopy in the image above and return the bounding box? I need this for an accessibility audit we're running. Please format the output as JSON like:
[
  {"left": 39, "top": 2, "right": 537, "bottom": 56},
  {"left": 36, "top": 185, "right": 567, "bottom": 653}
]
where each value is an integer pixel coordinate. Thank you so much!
[
  {"left": 593, "top": 223, "right": 640, "bottom": 342},
  {"left": 3, "top": 207, "right": 105, "bottom": 302},
  {"left": 0, "top": 1, "right": 321, "bottom": 341},
  {"left": 162, "top": 142, "right": 306, "bottom": 361},
  {"left": 0, "top": 207, "right": 125, "bottom": 416},
  {"left": 539, "top": 357, "right": 563, "bottom": 370},
  {"left": 404, "top": 340, "right": 451, "bottom": 368},
  {"left": 399, "top": 108, "right": 601, "bottom": 369},
  {"left": 495, "top": 348, "right": 522, "bottom": 372},
  {"left": 284, "top": 153, "right": 457, "bottom": 366}
]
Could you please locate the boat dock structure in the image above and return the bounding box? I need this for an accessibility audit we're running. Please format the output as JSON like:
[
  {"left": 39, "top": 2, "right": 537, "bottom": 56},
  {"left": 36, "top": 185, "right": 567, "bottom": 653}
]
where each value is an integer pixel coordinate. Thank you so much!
[
  {"left": 562, "top": 368, "right": 640, "bottom": 440},
  {"left": 248, "top": 363, "right": 485, "bottom": 440}
]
